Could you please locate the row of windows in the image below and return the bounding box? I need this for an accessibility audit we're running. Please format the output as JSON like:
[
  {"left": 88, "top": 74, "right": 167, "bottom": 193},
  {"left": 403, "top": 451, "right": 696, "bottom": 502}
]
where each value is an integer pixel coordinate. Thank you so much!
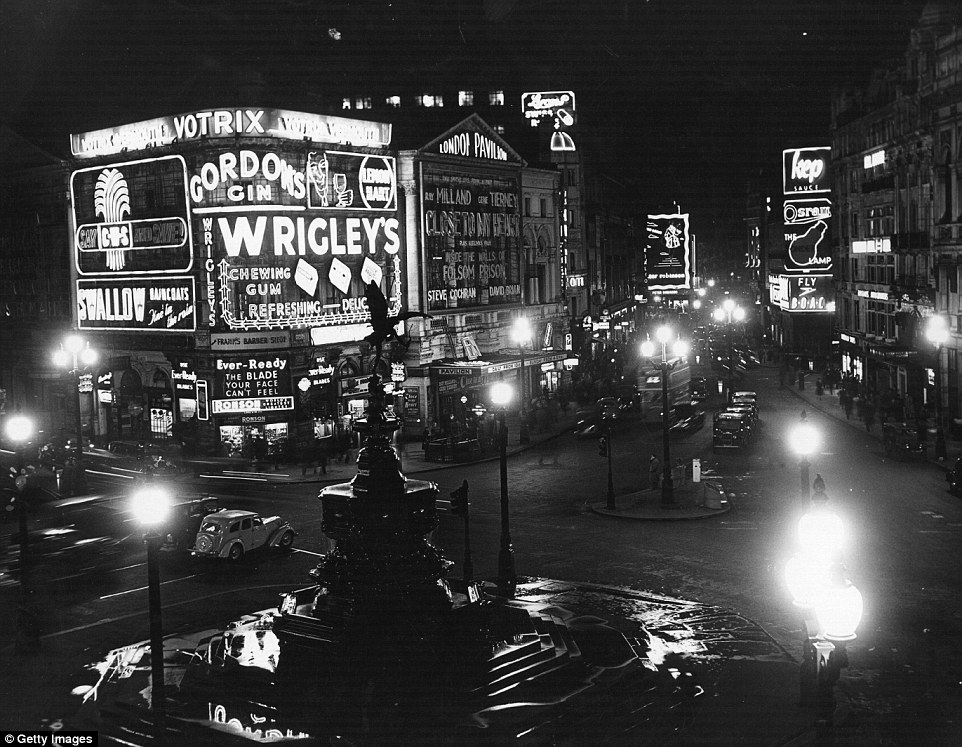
[{"left": 343, "top": 90, "right": 505, "bottom": 111}]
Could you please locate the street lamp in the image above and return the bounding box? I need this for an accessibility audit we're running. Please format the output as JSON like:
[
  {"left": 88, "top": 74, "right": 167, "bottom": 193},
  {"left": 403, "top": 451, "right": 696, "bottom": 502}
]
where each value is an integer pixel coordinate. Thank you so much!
[
  {"left": 490, "top": 381, "right": 516, "bottom": 597},
  {"left": 512, "top": 317, "right": 532, "bottom": 445},
  {"left": 788, "top": 420, "right": 820, "bottom": 503},
  {"left": 925, "top": 315, "right": 949, "bottom": 460},
  {"left": 784, "top": 484, "right": 862, "bottom": 736},
  {"left": 4, "top": 414, "right": 41, "bottom": 652},
  {"left": 713, "top": 299, "right": 745, "bottom": 400},
  {"left": 53, "top": 334, "right": 99, "bottom": 459},
  {"left": 131, "top": 484, "right": 172, "bottom": 740},
  {"left": 640, "top": 326, "right": 688, "bottom": 505}
]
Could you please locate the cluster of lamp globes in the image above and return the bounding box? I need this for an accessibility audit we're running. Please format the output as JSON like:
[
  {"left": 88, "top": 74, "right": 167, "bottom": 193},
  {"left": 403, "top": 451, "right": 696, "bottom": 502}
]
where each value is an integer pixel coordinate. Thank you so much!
[
  {"left": 785, "top": 424, "right": 864, "bottom": 642},
  {"left": 640, "top": 325, "right": 688, "bottom": 359}
]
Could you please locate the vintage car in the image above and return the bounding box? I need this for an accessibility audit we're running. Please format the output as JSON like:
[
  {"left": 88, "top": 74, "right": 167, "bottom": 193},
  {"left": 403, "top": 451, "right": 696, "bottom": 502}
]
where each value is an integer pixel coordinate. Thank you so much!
[
  {"left": 192, "top": 509, "right": 295, "bottom": 561},
  {"left": 162, "top": 496, "right": 222, "bottom": 551},
  {"left": 712, "top": 411, "right": 752, "bottom": 452},
  {"left": 725, "top": 401, "right": 759, "bottom": 428},
  {"left": 882, "top": 422, "right": 926, "bottom": 461},
  {"left": 669, "top": 403, "right": 706, "bottom": 436}
]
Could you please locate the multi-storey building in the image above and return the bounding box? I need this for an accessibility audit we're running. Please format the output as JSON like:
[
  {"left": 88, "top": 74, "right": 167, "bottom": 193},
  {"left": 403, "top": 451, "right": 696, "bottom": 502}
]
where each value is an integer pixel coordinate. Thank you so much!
[
  {"left": 831, "top": 2, "right": 960, "bottom": 419},
  {"left": 0, "top": 107, "right": 568, "bottom": 459}
]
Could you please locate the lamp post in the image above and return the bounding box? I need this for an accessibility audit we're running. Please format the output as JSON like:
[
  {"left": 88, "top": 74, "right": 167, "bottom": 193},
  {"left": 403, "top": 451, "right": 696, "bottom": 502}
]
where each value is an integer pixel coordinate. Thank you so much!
[
  {"left": 785, "top": 484, "right": 862, "bottom": 742},
  {"left": 640, "top": 326, "right": 688, "bottom": 505},
  {"left": 490, "top": 382, "right": 516, "bottom": 597},
  {"left": 925, "top": 315, "right": 949, "bottom": 460},
  {"left": 131, "top": 484, "right": 172, "bottom": 741},
  {"left": 512, "top": 317, "right": 532, "bottom": 445},
  {"left": 713, "top": 299, "right": 745, "bottom": 401},
  {"left": 5, "top": 414, "right": 41, "bottom": 652},
  {"left": 53, "top": 334, "right": 99, "bottom": 459},
  {"left": 789, "top": 420, "right": 820, "bottom": 504}
]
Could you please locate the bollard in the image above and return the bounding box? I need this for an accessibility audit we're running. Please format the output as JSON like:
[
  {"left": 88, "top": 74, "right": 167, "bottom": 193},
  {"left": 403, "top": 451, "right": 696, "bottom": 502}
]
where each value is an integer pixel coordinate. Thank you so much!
[{"left": 692, "top": 457, "right": 701, "bottom": 483}]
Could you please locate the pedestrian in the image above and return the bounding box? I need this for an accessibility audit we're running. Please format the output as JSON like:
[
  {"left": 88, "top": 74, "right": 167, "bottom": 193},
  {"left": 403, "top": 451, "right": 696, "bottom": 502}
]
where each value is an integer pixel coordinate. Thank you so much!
[
  {"left": 812, "top": 473, "right": 826, "bottom": 498},
  {"left": 841, "top": 390, "right": 853, "bottom": 420},
  {"left": 863, "top": 401, "right": 876, "bottom": 432},
  {"left": 648, "top": 454, "right": 661, "bottom": 489}
]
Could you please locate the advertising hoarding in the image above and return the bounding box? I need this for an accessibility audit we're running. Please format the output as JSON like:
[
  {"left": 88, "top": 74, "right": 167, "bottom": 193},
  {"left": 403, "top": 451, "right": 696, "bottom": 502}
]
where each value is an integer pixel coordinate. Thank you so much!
[
  {"left": 645, "top": 214, "right": 692, "bottom": 291},
  {"left": 191, "top": 145, "right": 403, "bottom": 332},
  {"left": 782, "top": 197, "right": 833, "bottom": 273},
  {"left": 71, "top": 155, "right": 192, "bottom": 276},
  {"left": 77, "top": 276, "right": 196, "bottom": 331},
  {"left": 70, "top": 108, "right": 393, "bottom": 160},
  {"left": 773, "top": 274, "right": 834, "bottom": 312},
  {"left": 782, "top": 147, "right": 831, "bottom": 195},
  {"left": 211, "top": 353, "right": 293, "bottom": 414},
  {"left": 422, "top": 165, "right": 522, "bottom": 311}
]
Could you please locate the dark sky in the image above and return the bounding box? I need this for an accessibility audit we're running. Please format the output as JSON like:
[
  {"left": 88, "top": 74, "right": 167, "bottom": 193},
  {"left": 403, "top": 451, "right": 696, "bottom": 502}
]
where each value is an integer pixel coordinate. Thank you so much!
[{"left": 0, "top": 0, "right": 935, "bottom": 240}]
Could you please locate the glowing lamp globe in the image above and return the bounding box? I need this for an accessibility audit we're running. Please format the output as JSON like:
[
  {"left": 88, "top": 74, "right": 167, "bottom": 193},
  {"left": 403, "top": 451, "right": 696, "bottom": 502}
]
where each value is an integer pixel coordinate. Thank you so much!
[
  {"left": 655, "top": 326, "right": 672, "bottom": 344},
  {"left": 784, "top": 553, "right": 829, "bottom": 609},
  {"left": 490, "top": 382, "right": 513, "bottom": 408},
  {"left": 926, "top": 315, "right": 949, "bottom": 346},
  {"left": 512, "top": 317, "right": 532, "bottom": 346},
  {"left": 712, "top": 308, "right": 725, "bottom": 323},
  {"left": 671, "top": 339, "right": 688, "bottom": 358},
  {"left": 813, "top": 581, "right": 863, "bottom": 641},
  {"left": 131, "top": 487, "right": 172, "bottom": 527},
  {"left": 53, "top": 348, "right": 71, "bottom": 368},
  {"left": 80, "top": 346, "right": 98, "bottom": 367},
  {"left": 798, "top": 504, "right": 845, "bottom": 558},
  {"left": 789, "top": 422, "right": 820, "bottom": 457},
  {"left": 4, "top": 415, "right": 34, "bottom": 444},
  {"left": 733, "top": 307, "right": 746, "bottom": 322},
  {"left": 640, "top": 340, "right": 656, "bottom": 358}
]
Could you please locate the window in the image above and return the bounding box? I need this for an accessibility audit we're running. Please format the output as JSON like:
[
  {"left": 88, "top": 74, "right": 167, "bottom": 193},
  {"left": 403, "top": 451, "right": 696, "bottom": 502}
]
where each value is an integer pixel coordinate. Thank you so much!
[
  {"left": 416, "top": 93, "right": 443, "bottom": 107},
  {"left": 341, "top": 98, "right": 352, "bottom": 110},
  {"left": 458, "top": 90, "right": 474, "bottom": 106},
  {"left": 488, "top": 90, "right": 504, "bottom": 106},
  {"left": 492, "top": 124, "right": 505, "bottom": 134},
  {"left": 386, "top": 95, "right": 401, "bottom": 108},
  {"left": 540, "top": 198, "right": 548, "bottom": 216},
  {"left": 524, "top": 196, "right": 532, "bottom": 216},
  {"left": 355, "top": 97, "right": 372, "bottom": 110},
  {"left": 241, "top": 518, "right": 251, "bottom": 530}
]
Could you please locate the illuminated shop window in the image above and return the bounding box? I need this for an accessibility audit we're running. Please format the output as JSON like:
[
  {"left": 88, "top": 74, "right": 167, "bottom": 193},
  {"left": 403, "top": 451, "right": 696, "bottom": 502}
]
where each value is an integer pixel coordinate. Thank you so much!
[
  {"left": 493, "top": 124, "right": 505, "bottom": 134},
  {"left": 386, "top": 95, "right": 401, "bottom": 107},
  {"left": 418, "top": 94, "right": 443, "bottom": 107},
  {"left": 459, "top": 90, "right": 474, "bottom": 106},
  {"left": 489, "top": 90, "right": 504, "bottom": 106},
  {"left": 355, "top": 97, "right": 372, "bottom": 110},
  {"left": 342, "top": 98, "right": 352, "bottom": 110}
]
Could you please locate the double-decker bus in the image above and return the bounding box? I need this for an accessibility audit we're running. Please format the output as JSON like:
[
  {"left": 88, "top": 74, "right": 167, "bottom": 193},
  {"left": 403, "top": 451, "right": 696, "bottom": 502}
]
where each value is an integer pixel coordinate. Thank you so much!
[{"left": 637, "top": 358, "right": 691, "bottom": 421}]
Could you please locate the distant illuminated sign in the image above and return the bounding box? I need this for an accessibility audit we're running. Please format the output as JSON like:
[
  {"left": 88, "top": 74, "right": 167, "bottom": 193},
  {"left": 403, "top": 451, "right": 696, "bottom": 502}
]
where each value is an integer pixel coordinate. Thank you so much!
[
  {"left": 645, "top": 214, "right": 692, "bottom": 290},
  {"left": 852, "top": 238, "right": 891, "bottom": 254},
  {"left": 782, "top": 147, "right": 831, "bottom": 195},
  {"left": 70, "top": 108, "right": 393, "bottom": 159},
  {"left": 521, "top": 91, "right": 576, "bottom": 126},
  {"left": 779, "top": 274, "right": 834, "bottom": 312},
  {"left": 431, "top": 117, "right": 517, "bottom": 162},
  {"left": 567, "top": 273, "right": 586, "bottom": 288},
  {"left": 783, "top": 197, "right": 833, "bottom": 273},
  {"left": 863, "top": 150, "right": 885, "bottom": 169}
]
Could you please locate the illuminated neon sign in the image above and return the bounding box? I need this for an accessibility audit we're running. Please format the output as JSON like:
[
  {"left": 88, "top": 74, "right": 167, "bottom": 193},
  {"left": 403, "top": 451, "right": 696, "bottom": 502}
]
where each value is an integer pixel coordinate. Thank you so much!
[
  {"left": 71, "top": 155, "right": 193, "bottom": 275},
  {"left": 863, "top": 150, "right": 885, "bottom": 169},
  {"left": 70, "top": 108, "right": 393, "bottom": 159},
  {"left": 77, "top": 277, "right": 196, "bottom": 332},
  {"left": 782, "top": 147, "right": 831, "bottom": 195},
  {"left": 521, "top": 91, "right": 576, "bottom": 126},
  {"left": 852, "top": 238, "right": 891, "bottom": 253},
  {"left": 645, "top": 214, "right": 692, "bottom": 290},
  {"left": 783, "top": 197, "right": 833, "bottom": 273}
]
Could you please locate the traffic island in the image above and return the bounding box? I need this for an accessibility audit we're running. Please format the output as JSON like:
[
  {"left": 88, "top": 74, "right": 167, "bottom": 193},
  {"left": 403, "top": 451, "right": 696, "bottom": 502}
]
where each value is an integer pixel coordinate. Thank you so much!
[{"left": 588, "top": 478, "right": 732, "bottom": 520}]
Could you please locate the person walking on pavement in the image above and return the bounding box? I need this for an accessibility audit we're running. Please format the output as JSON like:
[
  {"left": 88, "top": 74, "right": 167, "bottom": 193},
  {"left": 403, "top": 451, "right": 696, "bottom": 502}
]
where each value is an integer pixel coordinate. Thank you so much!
[
  {"left": 863, "top": 400, "right": 876, "bottom": 432},
  {"left": 648, "top": 454, "right": 661, "bottom": 489},
  {"left": 838, "top": 389, "right": 850, "bottom": 419}
]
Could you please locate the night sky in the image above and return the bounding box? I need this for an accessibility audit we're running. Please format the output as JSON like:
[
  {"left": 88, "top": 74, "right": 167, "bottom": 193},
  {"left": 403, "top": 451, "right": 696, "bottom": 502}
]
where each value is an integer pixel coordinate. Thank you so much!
[{"left": 0, "top": 0, "right": 934, "bottom": 242}]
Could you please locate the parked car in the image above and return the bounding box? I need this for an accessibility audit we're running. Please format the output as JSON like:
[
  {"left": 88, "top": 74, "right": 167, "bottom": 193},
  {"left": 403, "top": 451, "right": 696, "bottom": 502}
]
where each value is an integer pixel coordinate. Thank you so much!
[
  {"left": 727, "top": 400, "right": 759, "bottom": 426},
  {"left": 162, "top": 496, "right": 222, "bottom": 551},
  {"left": 712, "top": 411, "right": 752, "bottom": 452},
  {"left": 192, "top": 509, "right": 295, "bottom": 561},
  {"left": 882, "top": 422, "right": 926, "bottom": 461}
]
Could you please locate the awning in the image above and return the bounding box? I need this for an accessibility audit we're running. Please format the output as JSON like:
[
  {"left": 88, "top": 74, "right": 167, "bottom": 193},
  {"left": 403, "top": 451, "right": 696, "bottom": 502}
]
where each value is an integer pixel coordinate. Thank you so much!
[{"left": 432, "top": 351, "right": 568, "bottom": 377}]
